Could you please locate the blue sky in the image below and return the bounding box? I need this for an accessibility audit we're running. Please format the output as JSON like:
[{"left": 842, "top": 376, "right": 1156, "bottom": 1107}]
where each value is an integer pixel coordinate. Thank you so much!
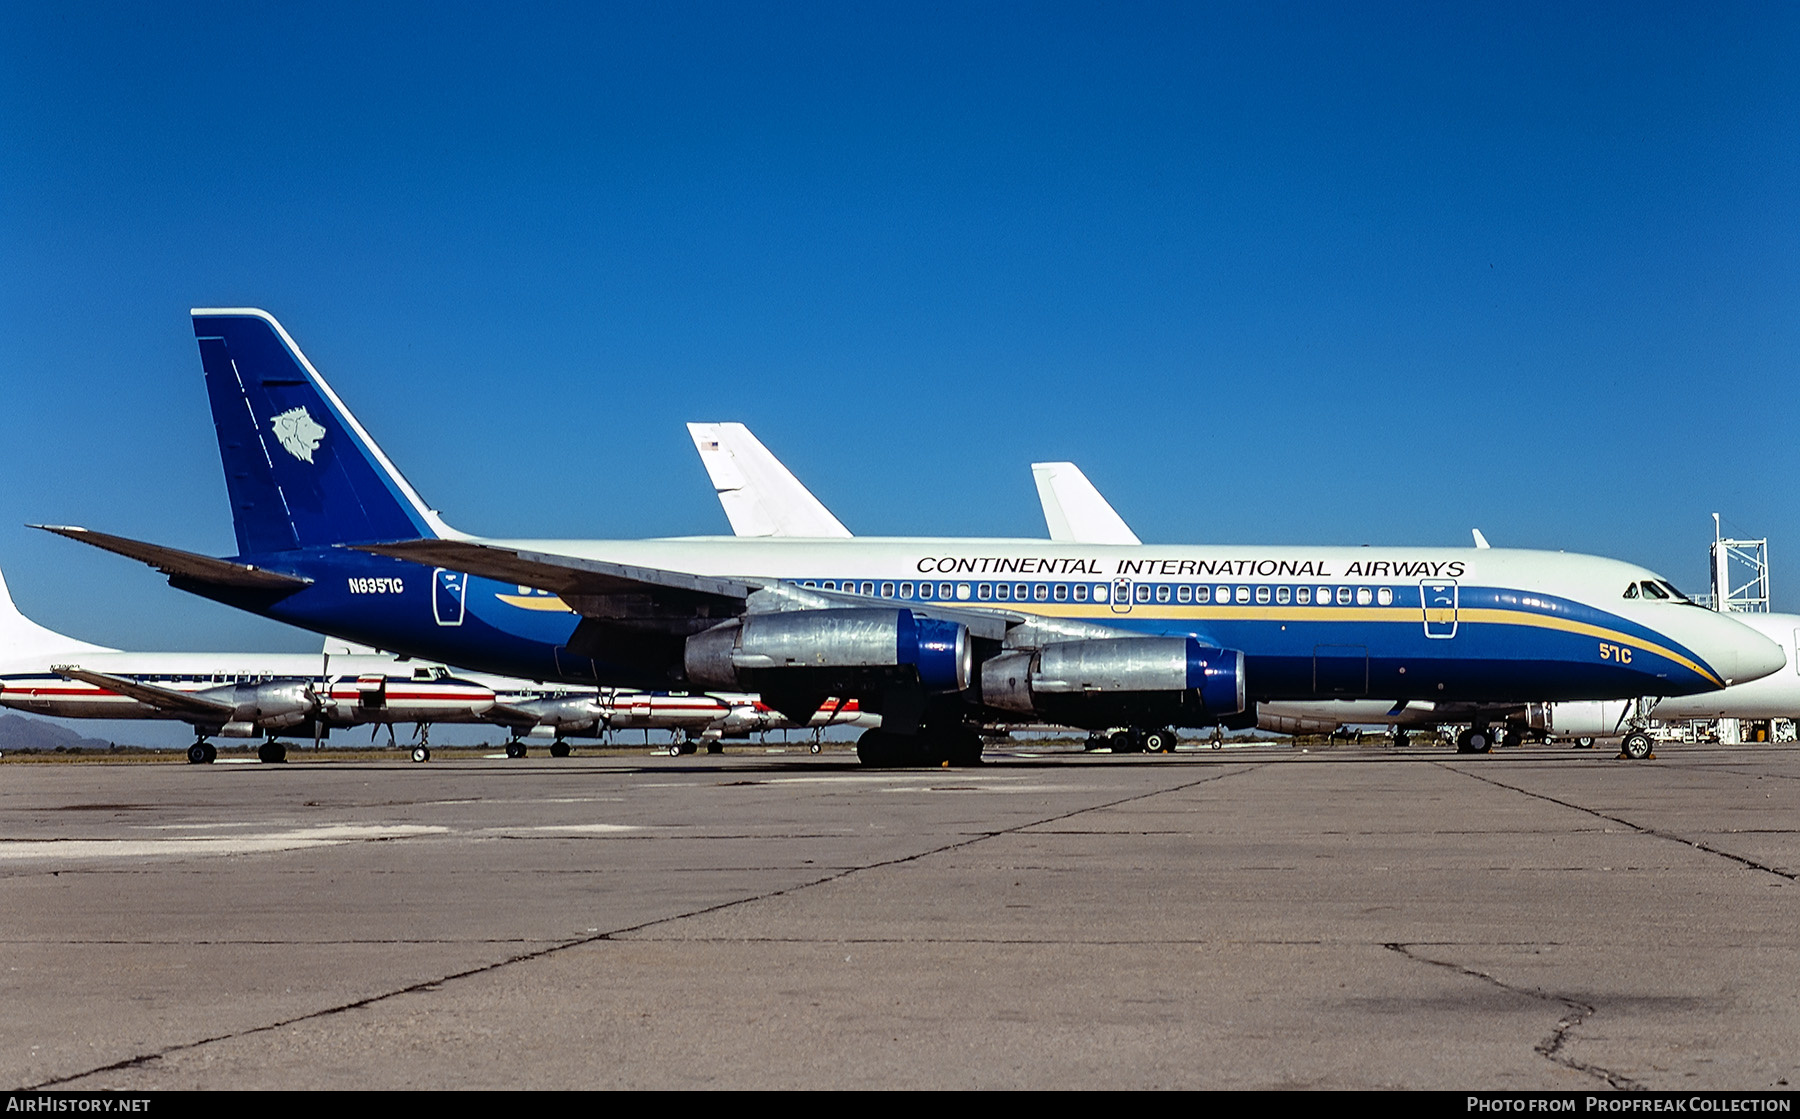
[{"left": 2, "top": 0, "right": 1797, "bottom": 685}]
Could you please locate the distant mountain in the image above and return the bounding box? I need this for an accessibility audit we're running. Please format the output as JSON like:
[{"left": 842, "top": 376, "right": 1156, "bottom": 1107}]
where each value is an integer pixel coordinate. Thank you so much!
[{"left": 0, "top": 713, "right": 118, "bottom": 751}]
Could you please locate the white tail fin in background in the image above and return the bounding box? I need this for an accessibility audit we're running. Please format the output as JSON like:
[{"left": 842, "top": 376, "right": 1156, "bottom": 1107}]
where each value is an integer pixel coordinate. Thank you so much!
[
  {"left": 0, "top": 566, "right": 114, "bottom": 664},
  {"left": 687, "top": 423, "right": 853, "bottom": 539},
  {"left": 1031, "top": 462, "right": 1142, "bottom": 545}
]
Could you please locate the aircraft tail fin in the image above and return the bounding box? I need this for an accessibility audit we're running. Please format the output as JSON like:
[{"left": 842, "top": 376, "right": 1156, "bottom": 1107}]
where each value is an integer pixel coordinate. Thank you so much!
[
  {"left": 0, "top": 566, "right": 114, "bottom": 662},
  {"left": 1031, "top": 462, "right": 1141, "bottom": 545},
  {"left": 687, "top": 422, "right": 852, "bottom": 538},
  {"left": 191, "top": 309, "right": 456, "bottom": 555}
]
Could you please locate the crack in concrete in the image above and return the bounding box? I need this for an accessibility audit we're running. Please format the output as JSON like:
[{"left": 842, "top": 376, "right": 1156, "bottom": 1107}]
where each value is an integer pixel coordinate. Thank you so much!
[
  {"left": 25, "top": 763, "right": 1264, "bottom": 1089},
  {"left": 1385, "top": 942, "right": 1642, "bottom": 1090},
  {"left": 1442, "top": 764, "right": 1798, "bottom": 881}
]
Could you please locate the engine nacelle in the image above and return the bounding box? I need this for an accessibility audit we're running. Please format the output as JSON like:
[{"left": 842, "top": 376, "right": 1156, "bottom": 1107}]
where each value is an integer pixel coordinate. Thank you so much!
[
  {"left": 1256, "top": 709, "right": 1341, "bottom": 735},
  {"left": 1525, "top": 700, "right": 1633, "bottom": 738},
  {"left": 196, "top": 681, "right": 317, "bottom": 729},
  {"left": 981, "top": 637, "right": 1246, "bottom": 727},
  {"left": 685, "top": 609, "right": 971, "bottom": 694},
  {"left": 515, "top": 695, "right": 608, "bottom": 733}
]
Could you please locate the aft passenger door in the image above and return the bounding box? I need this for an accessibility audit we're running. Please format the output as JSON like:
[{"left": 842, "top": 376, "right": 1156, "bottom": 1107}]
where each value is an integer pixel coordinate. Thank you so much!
[
  {"left": 1421, "top": 580, "right": 1458, "bottom": 638},
  {"left": 433, "top": 568, "right": 467, "bottom": 626}
]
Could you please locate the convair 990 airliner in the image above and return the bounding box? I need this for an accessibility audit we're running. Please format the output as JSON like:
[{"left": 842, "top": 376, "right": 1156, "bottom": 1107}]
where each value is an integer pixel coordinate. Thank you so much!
[{"left": 39, "top": 309, "right": 1785, "bottom": 767}]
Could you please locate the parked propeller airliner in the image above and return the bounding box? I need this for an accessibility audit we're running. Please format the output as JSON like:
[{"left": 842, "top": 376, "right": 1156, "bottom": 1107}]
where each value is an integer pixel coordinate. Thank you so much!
[
  {"left": 0, "top": 565, "right": 495, "bottom": 763},
  {"left": 39, "top": 309, "right": 1786, "bottom": 767}
]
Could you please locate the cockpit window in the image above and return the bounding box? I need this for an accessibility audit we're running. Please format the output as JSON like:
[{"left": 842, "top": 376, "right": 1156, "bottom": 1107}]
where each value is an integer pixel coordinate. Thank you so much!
[
  {"left": 1657, "top": 580, "right": 1694, "bottom": 603},
  {"left": 1640, "top": 581, "right": 1670, "bottom": 600},
  {"left": 1623, "top": 583, "right": 1639, "bottom": 599}
]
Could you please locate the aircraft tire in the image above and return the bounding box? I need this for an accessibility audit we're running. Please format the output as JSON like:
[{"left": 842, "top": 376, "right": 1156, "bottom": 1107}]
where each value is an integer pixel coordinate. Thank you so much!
[
  {"left": 810, "top": 741, "right": 822, "bottom": 755},
  {"left": 412, "top": 746, "right": 431, "bottom": 763},
  {"left": 505, "top": 741, "right": 527, "bottom": 759},
  {"left": 943, "top": 730, "right": 984, "bottom": 767},
  {"left": 1456, "top": 727, "right": 1492, "bottom": 754},
  {"left": 1574, "top": 737, "right": 1596, "bottom": 749},
  {"left": 1109, "top": 729, "right": 1139, "bottom": 753},
  {"left": 187, "top": 743, "right": 212, "bottom": 765},
  {"left": 257, "top": 742, "right": 287, "bottom": 764},
  {"left": 1620, "top": 731, "right": 1655, "bottom": 761},
  {"left": 549, "top": 741, "right": 571, "bottom": 758},
  {"left": 1143, "top": 728, "right": 1177, "bottom": 754}
]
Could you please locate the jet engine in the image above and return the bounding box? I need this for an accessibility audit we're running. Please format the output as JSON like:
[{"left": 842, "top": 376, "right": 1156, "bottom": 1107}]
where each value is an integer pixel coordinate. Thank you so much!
[
  {"left": 980, "top": 637, "right": 1245, "bottom": 729},
  {"left": 684, "top": 609, "right": 971, "bottom": 694}
]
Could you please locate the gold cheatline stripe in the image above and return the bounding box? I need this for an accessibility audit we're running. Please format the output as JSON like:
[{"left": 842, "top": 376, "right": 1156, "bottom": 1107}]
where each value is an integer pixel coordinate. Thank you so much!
[{"left": 495, "top": 593, "right": 576, "bottom": 612}]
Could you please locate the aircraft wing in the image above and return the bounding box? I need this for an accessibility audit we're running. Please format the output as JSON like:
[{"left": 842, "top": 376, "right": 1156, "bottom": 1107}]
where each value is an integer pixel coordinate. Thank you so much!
[
  {"left": 51, "top": 666, "right": 237, "bottom": 719},
  {"left": 358, "top": 539, "right": 757, "bottom": 605},
  {"left": 32, "top": 526, "right": 314, "bottom": 591},
  {"left": 484, "top": 701, "right": 548, "bottom": 728},
  {"left": 360, "top": 539, "right": 1017, "bottom": 639},
  {"left": 1030, "top": 463, "right": 1141, "bottom": 546}
]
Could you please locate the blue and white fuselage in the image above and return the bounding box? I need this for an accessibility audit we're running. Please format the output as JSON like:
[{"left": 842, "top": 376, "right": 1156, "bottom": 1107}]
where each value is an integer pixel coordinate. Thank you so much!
[{"left": 39, "top": 308, "right": 1786, "bottom": 761}]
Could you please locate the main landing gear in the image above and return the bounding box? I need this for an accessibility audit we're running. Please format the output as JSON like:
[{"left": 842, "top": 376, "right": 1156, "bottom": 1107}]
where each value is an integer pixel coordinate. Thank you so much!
[
  {"left": 186, "top": 738, "right": 217, "bottom": 765},
  {"left": 1619, "top": 730, "right": 1656, "bottom": 761},
  {"left": 256, "top": 739, "right": 287, "bottom": 764},
  {"left": 505, "top": 738, "right": 528, "bottom": 759},
  {"left": 1455, "top": 726, "right": 1494, "bottom": 754},
  {"left": 856, "top": 727, "right": 984, "bottom": 767},
  {"left": 1083, "top": 727, "right": 1180, "bottom": 754}
]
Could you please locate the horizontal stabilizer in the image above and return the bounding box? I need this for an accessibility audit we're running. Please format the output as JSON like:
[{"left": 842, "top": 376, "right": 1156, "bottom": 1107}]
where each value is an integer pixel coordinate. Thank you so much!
[
  {"left": 52, "top": 666, "right": 237, "bottom": 719},
  {"left": 687, "top": 423, "right": 852, "bottom": 538},
  {"left": 1031, "top": 463, "right": 1141, "bottom": 546},
  {"left": 32, "top": 526, "right": 314, "bottom": 591}
]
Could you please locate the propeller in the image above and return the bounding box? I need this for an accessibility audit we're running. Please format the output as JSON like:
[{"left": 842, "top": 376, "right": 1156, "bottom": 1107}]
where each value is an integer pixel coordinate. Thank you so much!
[{"left": 312, "top": 651, "right": 330, "bottom": 751}]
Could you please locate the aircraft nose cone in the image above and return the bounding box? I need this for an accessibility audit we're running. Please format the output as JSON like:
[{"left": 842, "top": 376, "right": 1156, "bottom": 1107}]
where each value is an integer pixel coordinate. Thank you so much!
[{"left": 1713, "top": 618, "right": 1785, "bottom": 687}]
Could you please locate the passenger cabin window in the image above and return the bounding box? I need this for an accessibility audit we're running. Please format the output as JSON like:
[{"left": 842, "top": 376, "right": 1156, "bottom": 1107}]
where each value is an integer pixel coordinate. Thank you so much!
[
  {"left": 939, "top": 583, "right": 953, "bottom": 599},
  {"left": 920, "top": 584, "right": 934, "bottom": 599},
  {"left": 1356, "top": 587, "right": 1372, "bottom": 606},
  {"left": 1255, "top": 586, "right": 1271, "bottom": 604},
  {"left": 1195, "top": 586, "right": 1211, "bottom": 604},
  {"left": 1276, "top": 586, "right": 1291, "bottom": 605},
  {"left": 1217, "top": 586, "right": 1230, "bottom": 603},
  {"left": 1073, "top": 584, "right": 1088, "bottom": 602},
  {"left": 1177, "top": 586, "right": 1192, "bottom": 604},
  {"left": 1235, "top": 586, "right": 1250, "bottom": 604},
  {"left": 1315, "top": 587, "right": 1330, "bottom": 605},
  {"left": 1377, "top": 587, "right": 1394, "bottom": 606},
  {"left": 899, "top": 582, "right": 914, "bottom": 597},
  {"left": 1015, "top": 583, "right": 1030, "bottom": 600},
  {"left": 995, "top": 583, "right": 1011, "bottom": 601},
  {"left": 1135, "top": 584, "right": 1151, "bottom": 603},
  {"left": 1053, "top": 584, "right": 1069, "bottom": 602},
  {"left": 881, "top": 582, "right": 895, "bottom": 597},
  {"left": 1155, "top": 585, "right": 1171, "bottom": 604},
  {"left": 861, "top": 582, "right": 874, "bottom": 595},
  {"left": 977, "top": 583, "right": 992, "bottom": 600}
]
